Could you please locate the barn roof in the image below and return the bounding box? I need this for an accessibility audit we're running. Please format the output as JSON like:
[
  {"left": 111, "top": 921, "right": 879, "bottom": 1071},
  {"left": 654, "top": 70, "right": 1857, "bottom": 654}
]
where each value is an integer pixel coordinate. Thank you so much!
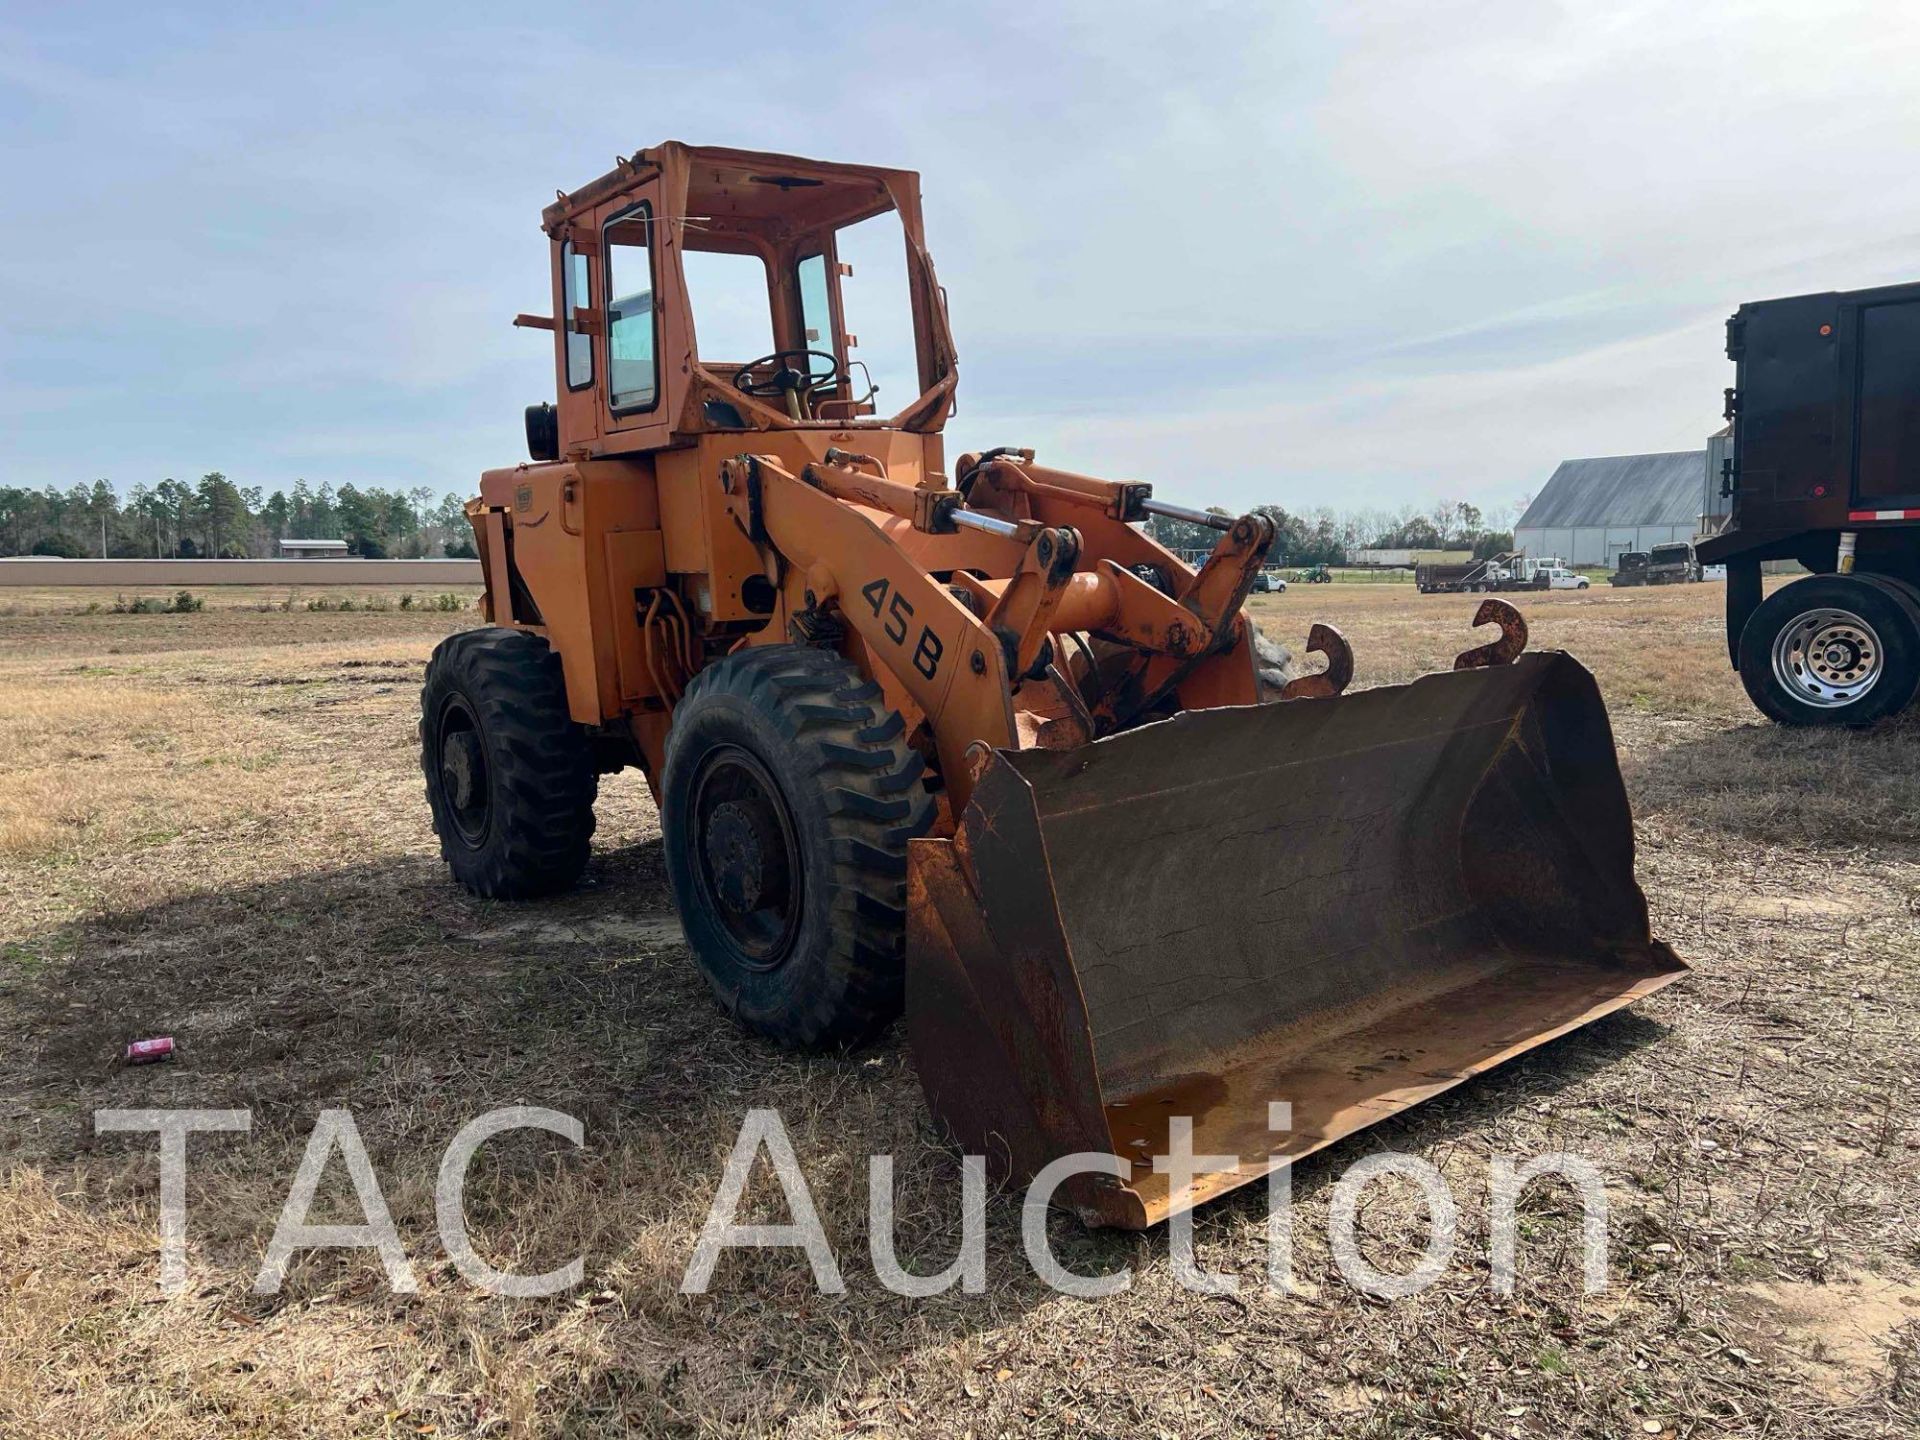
[{"left": 1518, "top": 451, "right": 1705, "bottom": 530}]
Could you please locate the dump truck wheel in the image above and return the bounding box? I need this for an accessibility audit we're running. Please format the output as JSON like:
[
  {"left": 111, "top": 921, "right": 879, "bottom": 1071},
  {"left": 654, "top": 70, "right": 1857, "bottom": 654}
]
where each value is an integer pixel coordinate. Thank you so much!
[
  {"left": 661, "top": 645, "right": 934, "bottom": 1048},
  {"left": 1737, "top": 574, "right": 1920, "bottom": 725},
  {"left": 421, "top": 627, "right": 597, "bottom": 897}
]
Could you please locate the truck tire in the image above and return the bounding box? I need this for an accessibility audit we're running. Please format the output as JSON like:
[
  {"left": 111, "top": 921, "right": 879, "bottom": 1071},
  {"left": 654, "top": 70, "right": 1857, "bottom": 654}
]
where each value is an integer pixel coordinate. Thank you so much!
[
  {"left": 660, "top": 645, "right": 934, "bottom": 1049},
  {"left": 1737, "top": 574, "right": 1920, "bottom": 725},
  {"left": 422, "top": 627, "right": 598, "bottom": 897}
]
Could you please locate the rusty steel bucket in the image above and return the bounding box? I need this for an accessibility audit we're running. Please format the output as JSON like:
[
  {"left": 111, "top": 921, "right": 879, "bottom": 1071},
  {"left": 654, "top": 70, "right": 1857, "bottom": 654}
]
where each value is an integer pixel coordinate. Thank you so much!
[{"left": 906, "top": 650, "right": 1685, "bottom": 1229}]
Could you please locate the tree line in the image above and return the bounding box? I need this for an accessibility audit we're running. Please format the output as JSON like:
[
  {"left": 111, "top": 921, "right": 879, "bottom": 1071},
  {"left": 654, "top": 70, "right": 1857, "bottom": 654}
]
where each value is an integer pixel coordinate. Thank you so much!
[
  {"left": 2, "top": 474, "right": 1522, "bottom": 567},
  {"left": 1147, "top": 497, "right": 1522, "bottom": 566},
  {"left": 0, "top": 476, "right": 476, "bottom": 559}
]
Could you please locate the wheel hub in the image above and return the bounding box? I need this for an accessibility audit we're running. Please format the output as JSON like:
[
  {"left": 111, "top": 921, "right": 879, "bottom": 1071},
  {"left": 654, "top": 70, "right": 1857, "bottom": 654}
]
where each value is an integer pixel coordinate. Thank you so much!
[
  {"left": 690, "top": 747, "right": 803, "bottom": 967},
  {"left": 1772, "top": 607, "right": 1883, "bottom": 708},
  {"left": 441, "top": 731, "right": 482, "bottom": 809},
  {"left": 704, "top": 798, "right": 790, "bottom": 915}
]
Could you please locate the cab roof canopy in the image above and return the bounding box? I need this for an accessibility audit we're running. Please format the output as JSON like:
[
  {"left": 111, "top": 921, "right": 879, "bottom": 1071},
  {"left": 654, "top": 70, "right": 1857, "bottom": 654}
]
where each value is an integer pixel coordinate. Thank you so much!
[{"left": 542, "top": 142, "right": 916, "bottom": 243}]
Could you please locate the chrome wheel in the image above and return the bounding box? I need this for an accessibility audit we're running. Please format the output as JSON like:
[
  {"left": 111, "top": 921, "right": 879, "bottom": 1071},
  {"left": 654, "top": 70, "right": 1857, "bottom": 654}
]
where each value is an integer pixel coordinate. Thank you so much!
[{"left": 1770, "top": 608, "right": 1883, "bottom": 709}]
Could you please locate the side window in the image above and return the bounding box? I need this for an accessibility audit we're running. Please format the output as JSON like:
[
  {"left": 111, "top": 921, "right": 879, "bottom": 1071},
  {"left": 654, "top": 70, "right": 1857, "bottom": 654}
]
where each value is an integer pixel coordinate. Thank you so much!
[
  {"left": 833, "top": 211, "right": 917, "bottom": 408},
  {"left": 605, "top": 204, "right": 657, "bottom": 413},
  {"left": 563, "top": 242, "right": 592, "bottom": 390},
  {"left": 796, "top": 252, "right": 835, "bottom": 380}
]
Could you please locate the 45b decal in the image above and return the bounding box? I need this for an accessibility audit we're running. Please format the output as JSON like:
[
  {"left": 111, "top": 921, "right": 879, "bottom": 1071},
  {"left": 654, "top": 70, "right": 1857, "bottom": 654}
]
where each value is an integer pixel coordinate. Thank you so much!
[{"left": 859, "top": 577, "right": 944, "bottom": 680}]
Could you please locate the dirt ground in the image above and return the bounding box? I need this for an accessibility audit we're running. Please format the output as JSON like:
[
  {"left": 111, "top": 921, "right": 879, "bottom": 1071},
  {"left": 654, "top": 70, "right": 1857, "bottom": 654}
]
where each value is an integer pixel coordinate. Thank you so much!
[{"left": 2, "top": 582, "right": 1916, "bottom": 1438}]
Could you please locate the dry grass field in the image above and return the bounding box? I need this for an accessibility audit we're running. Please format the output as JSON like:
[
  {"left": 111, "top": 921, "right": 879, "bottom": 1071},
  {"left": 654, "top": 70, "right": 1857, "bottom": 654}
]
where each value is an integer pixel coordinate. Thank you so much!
[
  {"left": 0, "top": 582, "right": 486, "bottom": 617},
  {"left": 2, "top": 582, "right": 1916, "bottom": 1438}
]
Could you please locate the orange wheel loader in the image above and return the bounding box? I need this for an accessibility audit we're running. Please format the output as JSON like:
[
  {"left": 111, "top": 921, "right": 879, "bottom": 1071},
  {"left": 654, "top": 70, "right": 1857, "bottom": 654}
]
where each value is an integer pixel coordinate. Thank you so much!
[{"left": 421, "top": 143, "right": 1685, "bottom": 1229}]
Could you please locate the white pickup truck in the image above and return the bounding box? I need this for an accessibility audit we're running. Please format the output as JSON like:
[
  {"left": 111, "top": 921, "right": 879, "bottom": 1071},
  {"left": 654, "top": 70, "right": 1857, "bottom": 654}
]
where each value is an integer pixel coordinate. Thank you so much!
[{"left": 1535, "top": 565, "right": 1590, "bottom": 590}]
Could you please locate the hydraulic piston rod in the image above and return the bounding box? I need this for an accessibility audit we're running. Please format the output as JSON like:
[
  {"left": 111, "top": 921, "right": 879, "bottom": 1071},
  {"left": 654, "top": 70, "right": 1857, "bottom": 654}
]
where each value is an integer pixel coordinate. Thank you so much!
[
  {"left": 1140, "top": 498, "right": 1235, "bottom": 531},
  {"left": 950, "top": 508, "right": 1024, "bottom": 540}
]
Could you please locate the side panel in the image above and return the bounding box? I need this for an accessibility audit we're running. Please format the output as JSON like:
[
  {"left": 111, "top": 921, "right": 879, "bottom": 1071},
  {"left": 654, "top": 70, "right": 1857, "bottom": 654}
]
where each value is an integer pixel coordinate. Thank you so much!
[
  {"left": 658, "top": 432, "right": 950, "bottom": 622},
  {"left": 1854, "top": 298, "right": 1920, "bottom": 507},
  {"left": 478, "top": 459, "right": 663, "bottom": 725},
  {"left": 655, "top": 446, "right": 767, "bottom": 622},
  {"left": 1729, "top": 292, "right": 1846, "bottom": 530}
]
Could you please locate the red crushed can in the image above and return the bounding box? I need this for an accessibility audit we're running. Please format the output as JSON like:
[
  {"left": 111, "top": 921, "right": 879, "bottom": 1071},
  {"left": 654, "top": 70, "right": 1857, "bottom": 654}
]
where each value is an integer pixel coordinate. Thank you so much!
[{"left": 124, "top": 1036, "right": 175, "bottom": 1065}]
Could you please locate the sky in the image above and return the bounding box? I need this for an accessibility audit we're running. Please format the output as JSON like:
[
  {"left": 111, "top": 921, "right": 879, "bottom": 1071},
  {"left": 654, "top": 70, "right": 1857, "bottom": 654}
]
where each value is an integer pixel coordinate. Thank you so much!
[{"left": 5, "top": 1, "right": 1920, "bottom": 521}]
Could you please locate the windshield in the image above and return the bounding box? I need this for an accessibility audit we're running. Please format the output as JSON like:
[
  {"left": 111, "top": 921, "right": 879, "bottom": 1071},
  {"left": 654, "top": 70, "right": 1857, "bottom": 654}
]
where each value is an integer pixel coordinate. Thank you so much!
[{"left": 684, "top": 249, "right": 775, "bottom": 366}]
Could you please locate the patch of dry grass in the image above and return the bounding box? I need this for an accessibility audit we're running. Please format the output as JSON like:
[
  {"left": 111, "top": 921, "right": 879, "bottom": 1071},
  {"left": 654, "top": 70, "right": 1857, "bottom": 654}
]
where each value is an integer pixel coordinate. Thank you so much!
[{"left": 2, "top": 586, "right": 1917, "bottom": 1438}]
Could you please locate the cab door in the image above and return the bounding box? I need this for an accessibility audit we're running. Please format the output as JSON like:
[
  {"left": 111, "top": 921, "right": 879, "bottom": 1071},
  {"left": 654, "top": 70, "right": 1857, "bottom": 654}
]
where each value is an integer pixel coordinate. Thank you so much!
[{"left": 597, "top": 179, "right": 679, "bottom": 453}]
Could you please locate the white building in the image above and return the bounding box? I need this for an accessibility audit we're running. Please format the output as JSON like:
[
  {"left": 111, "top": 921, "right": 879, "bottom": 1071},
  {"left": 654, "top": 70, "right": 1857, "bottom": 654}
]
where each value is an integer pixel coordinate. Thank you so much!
[
  {"left": 1515, "top": 451, "right": 1707, "bottom": 568},
  {"left": 278, "top": 538, "right": 350, "bottom": 559}
]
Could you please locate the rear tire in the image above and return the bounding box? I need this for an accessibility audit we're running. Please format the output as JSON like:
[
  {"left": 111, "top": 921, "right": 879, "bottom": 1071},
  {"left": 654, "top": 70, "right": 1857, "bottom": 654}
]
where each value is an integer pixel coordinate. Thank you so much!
[
  {"left": 422, "top": 627, "right": 598, "bottom": 897},
  {"left": 660, "top": 645, "right": 934, "bottom": 1048},
  {"left": 1737, "top": 574, "right": 1920, "bottom": 726}
]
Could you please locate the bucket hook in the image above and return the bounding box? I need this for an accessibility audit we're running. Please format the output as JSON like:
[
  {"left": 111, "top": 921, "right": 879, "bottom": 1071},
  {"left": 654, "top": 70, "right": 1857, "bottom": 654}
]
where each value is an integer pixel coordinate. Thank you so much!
[{"left": 1454, "top": 598, "right": 1528, "bottom": 670}]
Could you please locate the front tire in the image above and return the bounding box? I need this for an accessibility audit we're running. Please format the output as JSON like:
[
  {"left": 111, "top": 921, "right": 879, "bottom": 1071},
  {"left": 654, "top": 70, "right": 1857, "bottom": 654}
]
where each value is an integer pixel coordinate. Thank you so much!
[
  {"left": 421, "top": 628, "right": 598, "bottom": 897},
  {"left": 660, "top": 645, "right": 934, "bottom": 1048},
  {"left": 1737, "top": 574, "right": 1920, "bottom": 726}
]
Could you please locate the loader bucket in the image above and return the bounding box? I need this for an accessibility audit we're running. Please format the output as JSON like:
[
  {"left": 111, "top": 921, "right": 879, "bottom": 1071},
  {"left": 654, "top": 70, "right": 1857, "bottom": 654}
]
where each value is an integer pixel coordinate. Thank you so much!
[{"left": 906, "top": 651, "right": 1685, "bottom": 1230}]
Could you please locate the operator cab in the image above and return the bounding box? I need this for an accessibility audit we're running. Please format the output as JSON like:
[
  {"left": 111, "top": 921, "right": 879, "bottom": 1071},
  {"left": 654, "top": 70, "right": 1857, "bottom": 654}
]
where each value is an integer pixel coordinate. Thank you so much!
[{"left": 528, "top": 144, "right": 957, "bottom": 460}]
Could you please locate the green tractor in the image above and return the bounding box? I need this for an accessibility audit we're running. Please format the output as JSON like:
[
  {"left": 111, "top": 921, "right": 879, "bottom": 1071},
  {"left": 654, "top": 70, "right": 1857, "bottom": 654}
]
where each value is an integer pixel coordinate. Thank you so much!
[{"left": 1295, "top": 563, "right": 1333, "bottom": 584}]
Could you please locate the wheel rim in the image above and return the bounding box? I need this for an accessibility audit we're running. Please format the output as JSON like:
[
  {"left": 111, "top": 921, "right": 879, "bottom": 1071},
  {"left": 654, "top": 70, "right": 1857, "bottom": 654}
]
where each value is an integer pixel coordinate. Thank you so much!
[
  {"left": 437, "top": 699, "right": 491, "bottom": 845},
  {"left": 689, "top": 745, "right": 803, "bottom": 970},
  {"left": 1770, "top": 607, "right": 1884, "bottom": 708}
]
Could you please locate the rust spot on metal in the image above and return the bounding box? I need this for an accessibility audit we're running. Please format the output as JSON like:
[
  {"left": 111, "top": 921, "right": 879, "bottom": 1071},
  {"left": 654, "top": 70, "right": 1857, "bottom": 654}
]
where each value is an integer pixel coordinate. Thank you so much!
[
  {"left": 1453, "top": 597, "right": 1528, "bottom": 670},
  {"left": 1279, "top": 622, "right": 1354, "bottom": 700},
  {"left": 1035, "top": 664, "right": 1096, "bottom": 750},
  {"left": 963, "top": 740, "right": 995, "bottom": 787}
]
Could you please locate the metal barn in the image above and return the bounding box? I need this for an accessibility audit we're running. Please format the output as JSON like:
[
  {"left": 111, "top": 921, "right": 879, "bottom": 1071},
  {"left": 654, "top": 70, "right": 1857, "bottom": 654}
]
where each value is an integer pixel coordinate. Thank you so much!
[{"left": 1515, "top": 451, "right": 1707, "bottom": 567}]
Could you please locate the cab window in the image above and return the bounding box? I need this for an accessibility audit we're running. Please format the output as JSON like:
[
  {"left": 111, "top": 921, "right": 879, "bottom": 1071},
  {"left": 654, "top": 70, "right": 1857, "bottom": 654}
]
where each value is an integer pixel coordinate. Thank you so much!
[
  {"left": 683, "top": 249, "right": 775, "bottom": 366},
  {"left": 796, "top": 252, "right": 835, "bottom": 380},
  {"left": 605, "top": 204, "right": 657, "bottom": 413},
  {"left": 562, "top": 241, "right": 592, "bottom": 390},
  {"left": 833, "top": 210, "right": 917, "bottom": 411}
]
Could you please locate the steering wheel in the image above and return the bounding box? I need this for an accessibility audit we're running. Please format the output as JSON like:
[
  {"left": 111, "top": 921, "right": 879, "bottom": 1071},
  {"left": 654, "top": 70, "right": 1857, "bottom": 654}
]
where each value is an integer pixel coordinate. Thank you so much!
[{"left": 730, "top": 350, "right": 845, "bottom": 400}]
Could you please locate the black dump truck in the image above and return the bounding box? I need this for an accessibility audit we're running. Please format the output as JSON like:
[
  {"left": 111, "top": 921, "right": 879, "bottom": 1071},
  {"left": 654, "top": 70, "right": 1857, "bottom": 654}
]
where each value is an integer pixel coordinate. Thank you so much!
[
  {"left": 1700, "top": 282, "right": 1920, "bottom": 724},
  {"left": 1646, "top": 541, "right": 1701, "bottom": 584},
  {"left": 1610, "top": 543, "right": 1698, "bottom": 587}
]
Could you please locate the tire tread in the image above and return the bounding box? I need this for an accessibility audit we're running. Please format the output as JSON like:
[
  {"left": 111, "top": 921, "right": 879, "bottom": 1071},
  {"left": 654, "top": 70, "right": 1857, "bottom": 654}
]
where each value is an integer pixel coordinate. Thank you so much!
[{"left": 664, "top": 643, "right": 934, "bottom": 1048}]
